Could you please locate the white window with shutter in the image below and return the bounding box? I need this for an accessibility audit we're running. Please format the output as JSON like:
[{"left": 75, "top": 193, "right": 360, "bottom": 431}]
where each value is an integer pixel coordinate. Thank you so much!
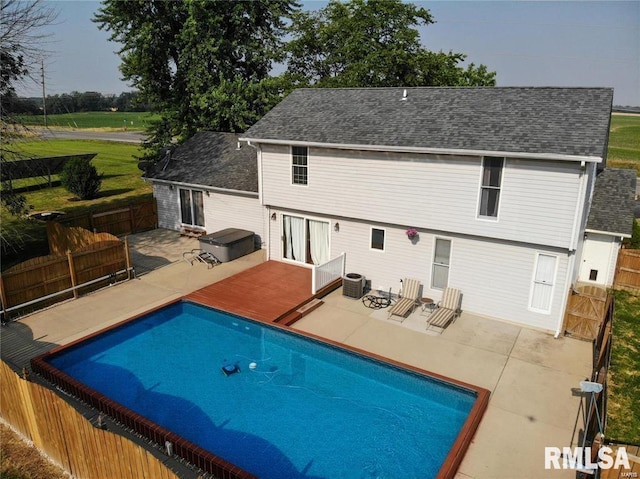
[{"left": 529, "top": 253, "right": 558, "bottom": 313}]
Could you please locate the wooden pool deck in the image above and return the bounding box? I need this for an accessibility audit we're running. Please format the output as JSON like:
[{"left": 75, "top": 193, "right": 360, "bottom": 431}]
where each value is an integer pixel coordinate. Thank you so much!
[{"left": 184, "top": 260, "right": 339, "bottom": 325}]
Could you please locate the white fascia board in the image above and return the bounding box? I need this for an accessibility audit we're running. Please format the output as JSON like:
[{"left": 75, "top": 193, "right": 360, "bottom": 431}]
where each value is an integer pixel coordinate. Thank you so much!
[
  {"left": 585, "top": 228, "right": 632, "bottom": 239},
  {"left": 150, "top": 179, "right": 258, "bottom": 198},
  {"left": 238, "top": 137, "right": 603, "bottom": 163}
]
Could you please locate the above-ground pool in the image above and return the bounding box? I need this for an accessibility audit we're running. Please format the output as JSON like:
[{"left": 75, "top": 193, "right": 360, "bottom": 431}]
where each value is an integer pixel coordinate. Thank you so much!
[{"left": 33, "top": 300, "right": 488, "bottom": 479}]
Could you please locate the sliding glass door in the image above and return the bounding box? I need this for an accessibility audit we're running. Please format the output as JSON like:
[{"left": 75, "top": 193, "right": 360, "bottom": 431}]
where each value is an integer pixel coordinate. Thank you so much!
[
  {"left": 283, "top": 214, "right": 330, "bottom": 265},
  {"left": 179, "top": 189, "right": 204, "bottom": 227}
]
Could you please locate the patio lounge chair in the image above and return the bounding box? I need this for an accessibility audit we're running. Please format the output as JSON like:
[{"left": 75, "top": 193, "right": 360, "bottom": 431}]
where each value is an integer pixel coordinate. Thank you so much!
[
  {"left": 183, "top": 249, "right": 221, "bottom": 269},
  {"left": 387, "top": 278, "right": 421, "bottom": 322},
  {"left": 426, "top": 287, "right": 461, "bottom": 333}
]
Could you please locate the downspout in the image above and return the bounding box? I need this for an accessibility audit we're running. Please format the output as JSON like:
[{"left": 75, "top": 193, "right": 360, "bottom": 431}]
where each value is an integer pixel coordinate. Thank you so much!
[
  {"left": 247, "top": 141, "right": 270, "bottom": 260},
  {"left": 555, "top": 161, "right": 589, "bottom": 338}
]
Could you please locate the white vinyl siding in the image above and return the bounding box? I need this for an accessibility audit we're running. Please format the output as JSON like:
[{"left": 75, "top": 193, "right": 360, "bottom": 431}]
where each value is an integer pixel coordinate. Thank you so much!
[
  {"left": 529, "top": 253, "right": 558, "bottom": 313},
  {"left": 267, "top": 212, "right": 568, "bottom": 331},
  {"left": 578, "top": 234, "right": 620, "bottom": 287},
  {"left": 260, "top": 144, "right": 581, "bottom": 249},
  {"left": 153, "top": 183, "right": 264, "bottom": 245}
]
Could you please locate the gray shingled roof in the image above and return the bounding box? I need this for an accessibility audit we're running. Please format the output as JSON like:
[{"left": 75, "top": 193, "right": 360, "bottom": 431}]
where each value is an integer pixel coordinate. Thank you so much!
[
  {"left": 144, "top": 132, "right": 257, "bottom": 193},
  {"left": 587, "top": 168, "right": 637, "bottom": 236},
  {"left": 242, "top": 87, "right": 613, "bottom": 159}
]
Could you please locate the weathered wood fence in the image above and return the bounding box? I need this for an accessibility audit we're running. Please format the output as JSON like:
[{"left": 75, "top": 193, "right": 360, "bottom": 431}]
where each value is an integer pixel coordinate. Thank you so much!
[
  {"left": 0, "top": 223, "right": 133, "bottom": 320},
  {"left": 563, "top": 283, "right": 609, "bottom": 340},
  {"left": 575, "top": 295, "right": 640, "bottom": 479},
  {"left": 0, "top": 361, "right": 179, "bottom": 479},
  {"left": 56, "top": 197, "right": 157, "bottom": 236},
  {"left": 600, "top": 445, "right": 640, "bottom": 478},
  {"left": 614, "top": 248, "right": 640, "bottom": 292}
]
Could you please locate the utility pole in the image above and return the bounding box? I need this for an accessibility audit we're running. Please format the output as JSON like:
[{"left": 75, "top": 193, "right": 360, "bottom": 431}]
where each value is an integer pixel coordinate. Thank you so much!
[{"left": 41, "top": 59, "right": 47, "bottom": 128}]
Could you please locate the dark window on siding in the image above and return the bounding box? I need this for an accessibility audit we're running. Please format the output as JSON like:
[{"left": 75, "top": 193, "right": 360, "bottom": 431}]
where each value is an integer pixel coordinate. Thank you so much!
[
  {"left": 371, "top": 228, "right": 385, "bottom": 251},
  {"left": 479, "top": 157, "right": 504, "bottom": 218}
]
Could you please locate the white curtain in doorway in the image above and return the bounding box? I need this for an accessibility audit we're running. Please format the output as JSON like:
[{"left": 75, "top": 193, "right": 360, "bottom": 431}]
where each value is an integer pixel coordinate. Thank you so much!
[
  {"left": 283, "top": 215, "right": 305, "bottom": 261},
  {"left": 309, "top": 220, "right": 330, "bottom": 265}
]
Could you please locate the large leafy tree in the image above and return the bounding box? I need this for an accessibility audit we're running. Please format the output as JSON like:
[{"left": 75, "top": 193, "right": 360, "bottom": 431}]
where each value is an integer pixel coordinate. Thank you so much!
[
  {"left": 281, "top": 0, "right": 495, "bottom": 88},
  {"left": 1, "top": 0, "right": 57, "bottom": 254},
  {"left": 94, "top": 0, "right": 297, "bottom": 160}
]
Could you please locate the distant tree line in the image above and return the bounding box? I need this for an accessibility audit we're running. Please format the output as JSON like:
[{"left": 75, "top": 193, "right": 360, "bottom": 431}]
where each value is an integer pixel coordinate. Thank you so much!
[{"left": 2, "top": 90, "right": 152, "bottom": 115}]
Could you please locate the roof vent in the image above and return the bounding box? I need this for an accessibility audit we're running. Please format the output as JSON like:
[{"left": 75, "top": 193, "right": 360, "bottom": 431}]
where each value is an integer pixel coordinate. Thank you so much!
[{"left": 401, "top": 89, "right": 408, "bottom": 101}]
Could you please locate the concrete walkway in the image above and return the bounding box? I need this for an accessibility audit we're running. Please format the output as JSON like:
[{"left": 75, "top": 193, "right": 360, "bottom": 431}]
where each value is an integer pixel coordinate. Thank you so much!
[
  {"left": 1, "top": 230, "right": 266, "bottom": 369},
  {"left": 1, "top": 229, "right": 593, "bottom": 479}
]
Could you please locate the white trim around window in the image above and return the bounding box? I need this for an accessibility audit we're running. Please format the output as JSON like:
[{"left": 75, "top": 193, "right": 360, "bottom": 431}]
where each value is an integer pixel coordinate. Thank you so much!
[
  {"left": 291, "top": 145, "right": 309, "bottom": 186},
  {"left": 476, "top": 156, "right": 504, "bottom": 220},
  {"left": 528, "top": 252, "right": 558, "bottom": 314},
  {"left": 431, "top": 237, "right": 452, "bottom": 290},
  {"left": 281, "top": 213, "right": 331, "bottom": 266},
  {"left": 370, "top": 227, "right": 386, "bottom": 252},
  {"left": 179, "top": 188, "right": 205, "bottom": 228}
]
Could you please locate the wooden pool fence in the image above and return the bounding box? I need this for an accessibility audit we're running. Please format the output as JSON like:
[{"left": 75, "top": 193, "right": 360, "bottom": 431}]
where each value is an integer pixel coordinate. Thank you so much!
[{"left": 0, "top": 361, "right": 179, "bottom": 479}]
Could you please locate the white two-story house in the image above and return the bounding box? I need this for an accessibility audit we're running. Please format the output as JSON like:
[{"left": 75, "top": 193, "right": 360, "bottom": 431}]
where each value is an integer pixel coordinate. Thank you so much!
[{"left": 240, "top": 87, "right": 614, "bottom": 334}]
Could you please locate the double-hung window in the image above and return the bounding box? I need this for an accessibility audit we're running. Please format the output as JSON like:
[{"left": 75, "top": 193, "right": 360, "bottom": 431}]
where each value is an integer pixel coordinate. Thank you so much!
[
  {"left": 478, "top": 157, "right": 504, "bottom": 218},
  {"left": 432, "top": 238, "right": 451, "bottom": 289},
  {"left": 179, "top": 188, "right": 205, "bottom": 227},
  {"left": 292, "top": 146, "right": 308, "bottom": 185}
]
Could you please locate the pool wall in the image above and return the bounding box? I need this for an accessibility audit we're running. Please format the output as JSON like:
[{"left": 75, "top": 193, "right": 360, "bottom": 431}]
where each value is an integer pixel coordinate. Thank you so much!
[{"left": 31, "top": 299, "right": 490, "bottom": 479}]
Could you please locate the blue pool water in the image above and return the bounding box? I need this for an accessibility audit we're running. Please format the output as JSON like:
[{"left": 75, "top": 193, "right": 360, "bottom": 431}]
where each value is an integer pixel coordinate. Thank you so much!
[{"left": 48, "top": 301, "right": 476, "bottom": 479}]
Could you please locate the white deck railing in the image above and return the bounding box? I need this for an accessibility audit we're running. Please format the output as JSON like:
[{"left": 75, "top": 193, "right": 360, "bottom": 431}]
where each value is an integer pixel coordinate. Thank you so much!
[{"left": 312, "top": 252, "right": 346, "bottom": 294}]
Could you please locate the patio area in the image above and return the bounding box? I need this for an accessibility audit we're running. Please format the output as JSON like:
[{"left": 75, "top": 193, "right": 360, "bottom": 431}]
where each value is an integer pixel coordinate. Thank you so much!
[
  {"left": 293, "top": 291, "right": 592, "bottom": 479},
  {"left": 0, "top": 229, "right": 592, "bottom": 479}
]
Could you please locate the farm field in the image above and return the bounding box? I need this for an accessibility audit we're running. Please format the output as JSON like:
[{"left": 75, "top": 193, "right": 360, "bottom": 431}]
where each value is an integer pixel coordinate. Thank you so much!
[
  {"left": 18, "top": 111, "right": 161, "bottom": 131},
  {"left": 608, "top": 113, "right": 640, "bottom": 175},
  {"left": 606, "top": 290, "right": 640, "bottom": 445},
  {"left": 1, "top": 139, "right": 151, "bottom": 266}
]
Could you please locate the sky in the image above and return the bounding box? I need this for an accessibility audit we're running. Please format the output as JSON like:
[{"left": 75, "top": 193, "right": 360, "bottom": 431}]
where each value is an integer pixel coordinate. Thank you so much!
[{"left": 17, "top": 0, "right": 640, "bottom": 107}]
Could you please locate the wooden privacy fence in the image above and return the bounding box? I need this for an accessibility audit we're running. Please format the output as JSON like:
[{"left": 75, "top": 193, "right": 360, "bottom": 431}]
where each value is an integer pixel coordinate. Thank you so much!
[
  {"left": 600, "top": 445, "right": 640, "bottom": 479},
  {"left": 575, "top": 295, "right": 640, "bottom": 479},
  {"left": 0, "top": 361, "right": 179, "bottom": 479},
  {"left": 57, "top": 197, "right": 157, "bottom": 236},
  {"left": 0, "top": 223, "right": 133, "bottom": 320},
  {"left": 563, "top": 283, "right": 608, "bottom": 340},
  {"left": 614, "top": 248, "right": 640, "bottom": 292}
]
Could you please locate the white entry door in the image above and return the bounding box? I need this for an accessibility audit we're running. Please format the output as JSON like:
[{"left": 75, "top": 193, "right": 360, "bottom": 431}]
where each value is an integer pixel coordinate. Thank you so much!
[{"left": 529, "top": 253, "right": 558, "bottom": 313}]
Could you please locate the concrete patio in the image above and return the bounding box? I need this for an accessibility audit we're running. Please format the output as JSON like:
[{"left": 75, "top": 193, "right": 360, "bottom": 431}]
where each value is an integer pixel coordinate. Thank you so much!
[
  {"left": 1, "top": 229, "right": 593, "bottom": 479},
  {"left": 294, "top": 292, "right": 592, "bottom": 479}
]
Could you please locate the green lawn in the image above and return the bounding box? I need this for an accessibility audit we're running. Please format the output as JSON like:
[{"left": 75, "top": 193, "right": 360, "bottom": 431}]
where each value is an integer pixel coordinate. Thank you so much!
[
  {"left": 18, "top": 111, "right": 161, "bottom": 131},
  {"left": 608, "top": 114, "right": 640, "bottom": 175},
  {"left": 1, "top": 139, "right": 152, "bottom": 267},
  {"left": 606, "top": 290, "right": 640, "bottom": 444}
]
